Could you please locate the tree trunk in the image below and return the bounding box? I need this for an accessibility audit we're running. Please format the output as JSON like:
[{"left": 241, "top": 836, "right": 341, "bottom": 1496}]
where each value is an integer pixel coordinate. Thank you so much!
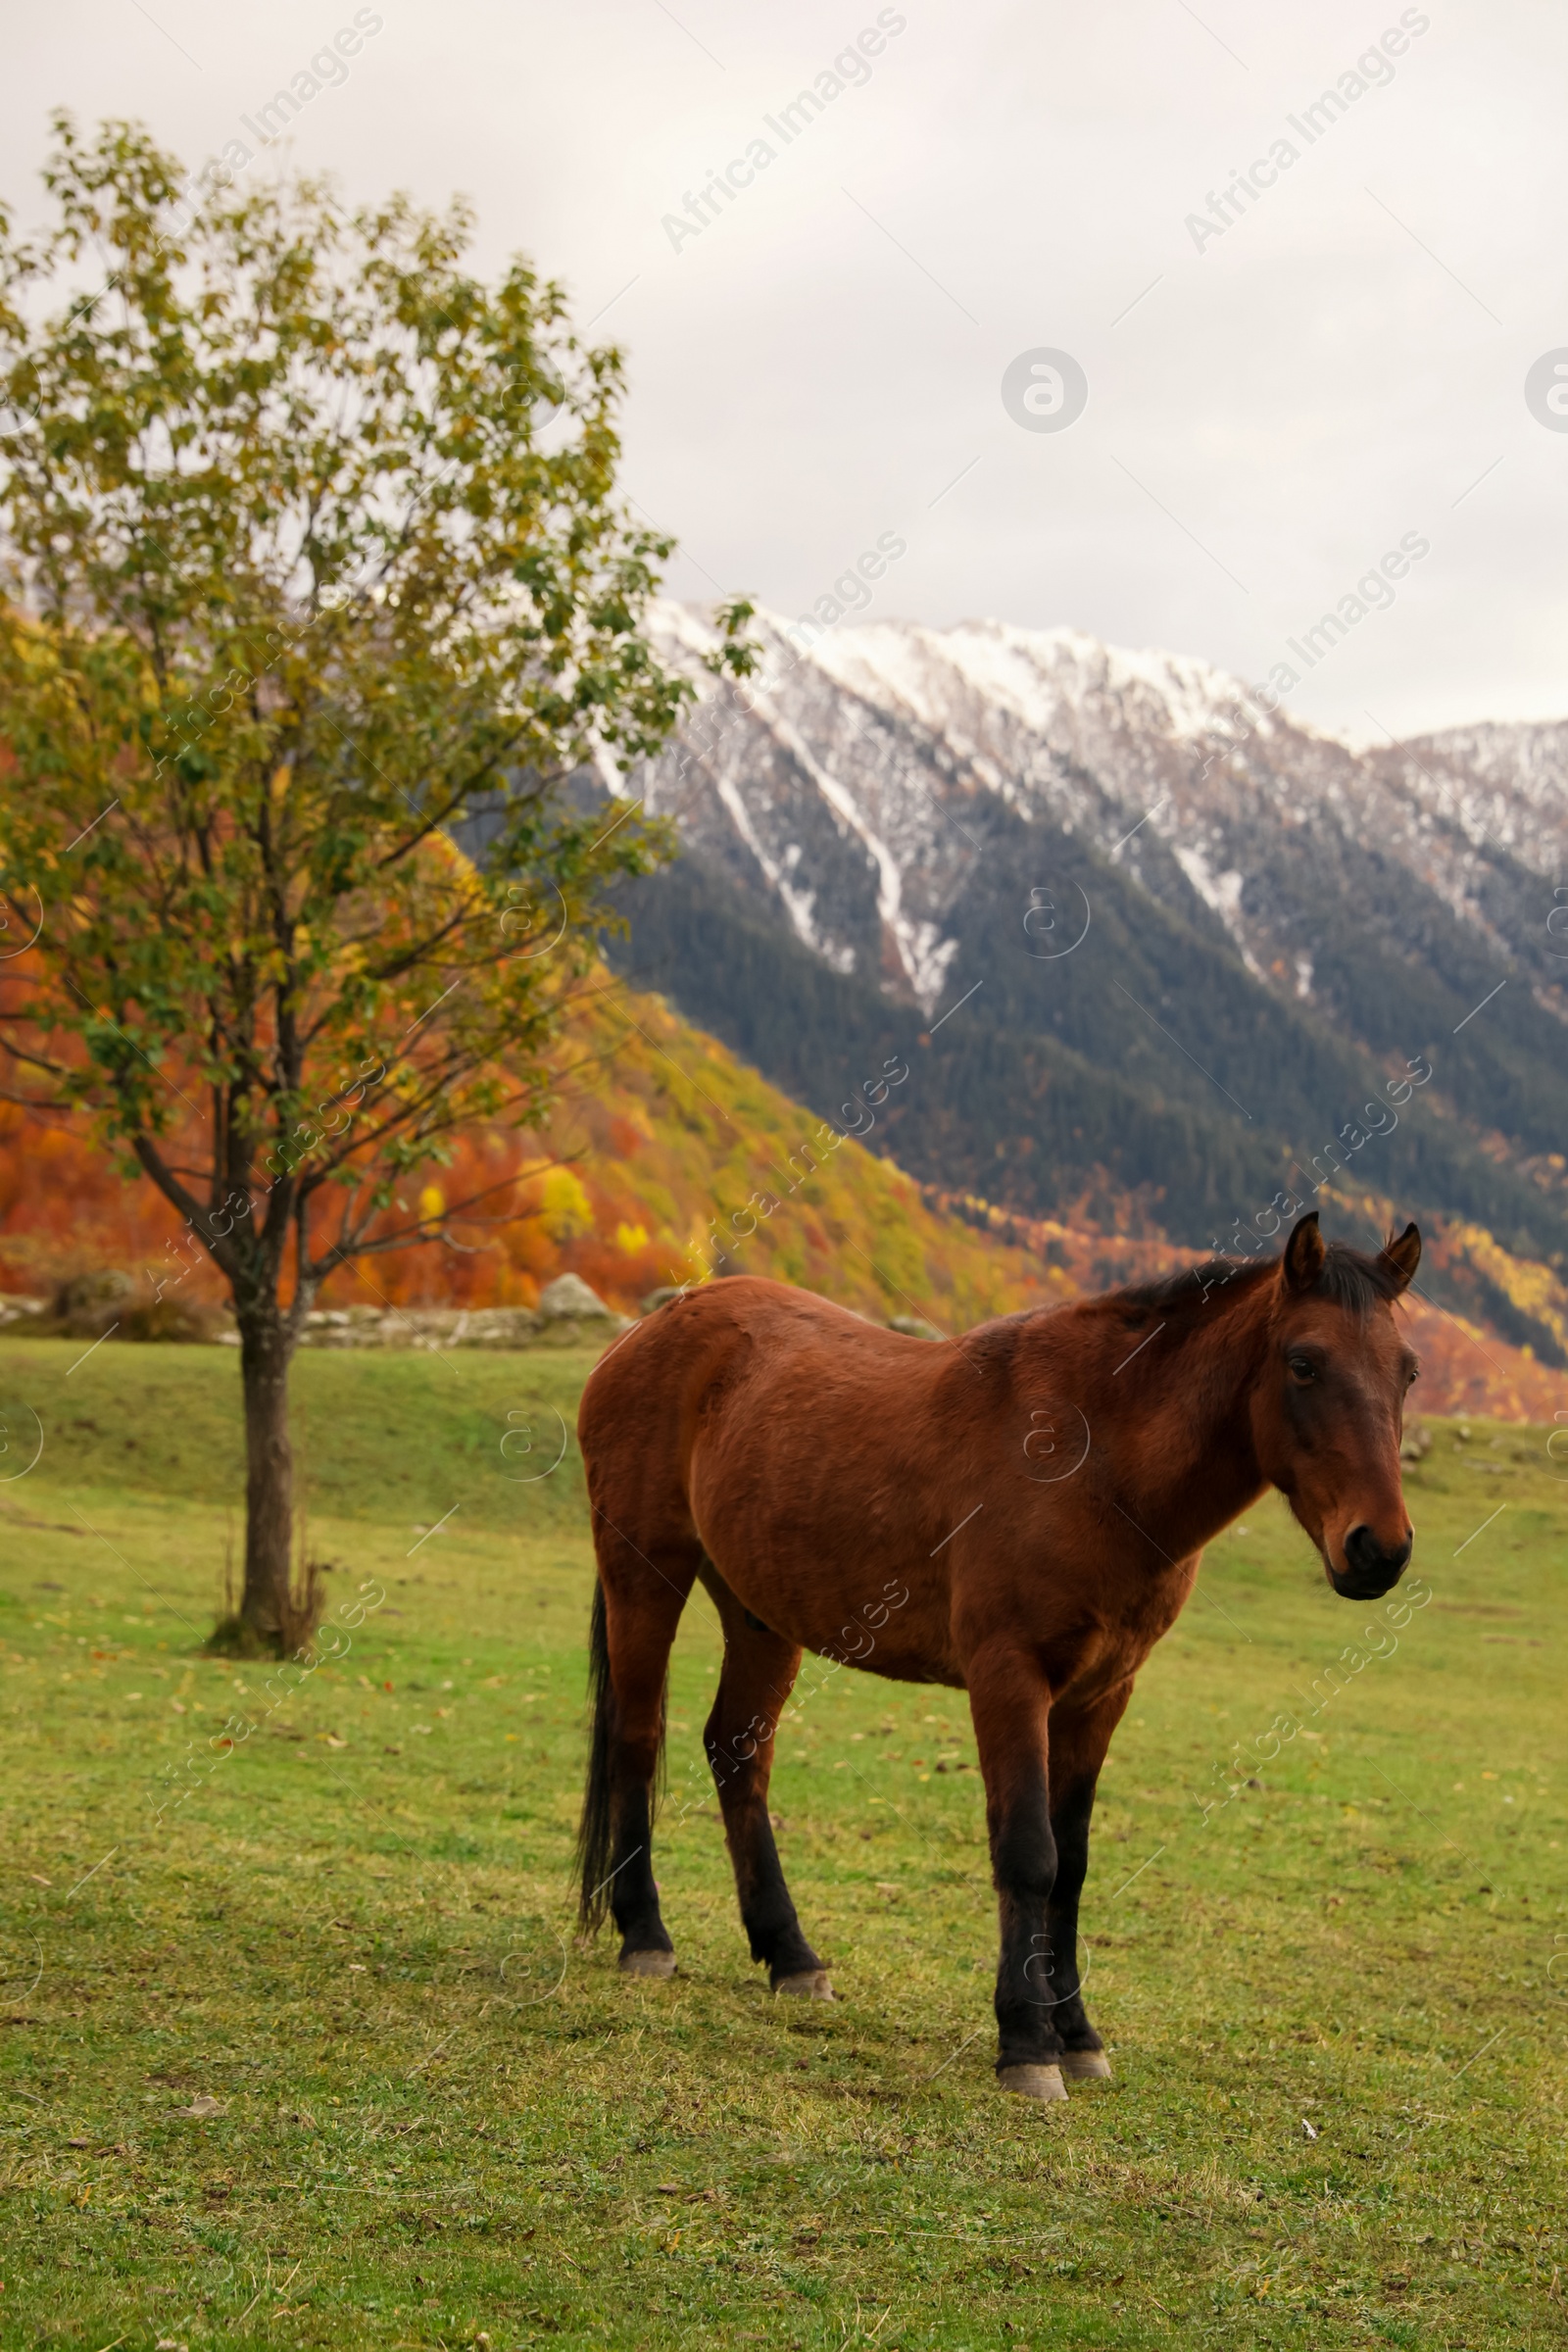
[{"left": 237, "top": 1307, "right": 297, "bottom": 1646}]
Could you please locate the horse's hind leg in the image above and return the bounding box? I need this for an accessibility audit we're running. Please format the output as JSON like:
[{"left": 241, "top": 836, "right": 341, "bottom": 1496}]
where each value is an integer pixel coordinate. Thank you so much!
[
  {"left": 702, "top": 1571, "right": 832, "bottom": 1998},
  {"left": 578, "top": 1521, "right": 700, "bottom": 1978}
]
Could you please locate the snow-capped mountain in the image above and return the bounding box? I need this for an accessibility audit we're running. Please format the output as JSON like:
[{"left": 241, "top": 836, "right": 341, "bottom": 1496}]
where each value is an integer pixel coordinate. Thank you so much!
[
  {"left": 635, "top": 604, "right": 1565, "bottom": 1021},
  {"left": 607, "top": 604, "right": 1568, "bottom": 1363}
]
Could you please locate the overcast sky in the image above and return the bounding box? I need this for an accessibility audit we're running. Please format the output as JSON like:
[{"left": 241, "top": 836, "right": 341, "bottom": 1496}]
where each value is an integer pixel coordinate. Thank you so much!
[{"left": 6, "top": 0, "right": 1566, "bottom": 742}]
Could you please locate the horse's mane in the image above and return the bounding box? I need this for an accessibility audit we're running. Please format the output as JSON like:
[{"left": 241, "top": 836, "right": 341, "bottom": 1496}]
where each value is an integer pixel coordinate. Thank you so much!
[{"left": 1112, "top": 1238, "right": 1405, "bottom": 1319}]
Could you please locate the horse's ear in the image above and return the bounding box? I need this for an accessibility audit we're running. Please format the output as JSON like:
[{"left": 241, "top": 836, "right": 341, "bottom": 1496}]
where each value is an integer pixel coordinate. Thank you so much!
[
  {"left": 1379, "top": 1220, "right": 1421, "bottom": 1296},
  {"left": 1282, "top": 1210, "right": 1326, "bottom": 1293}
]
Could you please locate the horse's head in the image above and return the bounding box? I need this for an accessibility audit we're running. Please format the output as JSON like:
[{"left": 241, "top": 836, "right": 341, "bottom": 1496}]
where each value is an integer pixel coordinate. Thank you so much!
[{"left": 1250, "top": 1211, "right": 1421, "bottom": 1600}]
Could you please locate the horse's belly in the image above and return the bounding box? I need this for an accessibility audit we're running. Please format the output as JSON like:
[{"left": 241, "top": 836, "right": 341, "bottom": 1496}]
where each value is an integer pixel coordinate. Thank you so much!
[
  {"left": 713, "top": 1527, "right": 957, "bottom": 1680},
  {"left": 690, "top": 1427, "right": 962, "bottom": 1681}
]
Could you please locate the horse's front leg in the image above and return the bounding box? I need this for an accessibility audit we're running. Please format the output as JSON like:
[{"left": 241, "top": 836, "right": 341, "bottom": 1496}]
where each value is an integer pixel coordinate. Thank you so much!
[
  {"left": 1042, "top": 1680, "right": 1135, "bottom": 2082},
  {"left": 966, "top": 1641, "right": 1068, "bottom": 2101}
]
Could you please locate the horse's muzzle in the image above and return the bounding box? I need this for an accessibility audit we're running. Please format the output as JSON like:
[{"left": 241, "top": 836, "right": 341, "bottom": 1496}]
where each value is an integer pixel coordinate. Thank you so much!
[{"left": 1329, "top": 1524, "right": 1412, "bottom": 1600}]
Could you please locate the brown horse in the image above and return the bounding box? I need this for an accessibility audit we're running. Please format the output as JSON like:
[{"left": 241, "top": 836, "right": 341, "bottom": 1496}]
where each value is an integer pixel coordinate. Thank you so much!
[{"left": 575, "top": 1210, "right": 1421, "bottom": 2099}]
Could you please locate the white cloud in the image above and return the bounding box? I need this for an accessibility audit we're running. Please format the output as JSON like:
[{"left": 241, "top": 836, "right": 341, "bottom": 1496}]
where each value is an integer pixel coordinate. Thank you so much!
[{"left": 4, "top": 0, "right": 1562, "bottom": 738}]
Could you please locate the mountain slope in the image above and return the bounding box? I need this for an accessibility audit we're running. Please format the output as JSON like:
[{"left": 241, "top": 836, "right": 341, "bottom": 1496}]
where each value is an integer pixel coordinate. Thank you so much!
[
  {"left": 0, "top": 978, "right": 1063, "bottom": 1336},
  {"left": 2, "top": 974, "right": 1562, "bottom": 1420},
  {"left": 603, "top": 605, "right": 1568, "bottom": 1363}
]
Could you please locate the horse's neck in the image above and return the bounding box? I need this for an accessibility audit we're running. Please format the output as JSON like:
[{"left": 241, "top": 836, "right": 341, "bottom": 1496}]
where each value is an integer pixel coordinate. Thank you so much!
[{"left": 1108, "top": 1278, "right": 1272, "bottom": 1558}]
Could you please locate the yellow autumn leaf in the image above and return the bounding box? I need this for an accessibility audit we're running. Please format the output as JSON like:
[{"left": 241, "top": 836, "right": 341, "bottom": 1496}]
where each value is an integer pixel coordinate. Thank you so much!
[{"left": 540, "top": 1166, "right": 593, "bottom": 1241}]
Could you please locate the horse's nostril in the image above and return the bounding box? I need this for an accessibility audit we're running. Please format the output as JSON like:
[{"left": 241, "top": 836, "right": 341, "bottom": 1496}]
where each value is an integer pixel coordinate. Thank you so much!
[{"left": 1345, "top": 1524, "right": 1411, "bottom": 1578}]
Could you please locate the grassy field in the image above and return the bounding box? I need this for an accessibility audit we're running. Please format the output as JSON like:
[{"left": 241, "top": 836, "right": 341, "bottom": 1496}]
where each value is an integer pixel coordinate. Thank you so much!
[{"left": 0, "top": 1335, "right": 1563, "bottom": 2350}]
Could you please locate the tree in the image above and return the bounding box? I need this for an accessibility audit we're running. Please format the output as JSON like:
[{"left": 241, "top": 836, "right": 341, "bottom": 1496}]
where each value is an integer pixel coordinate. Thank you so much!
[{"left": 0, "top": 116, "right": 750, "bottom": 1649}]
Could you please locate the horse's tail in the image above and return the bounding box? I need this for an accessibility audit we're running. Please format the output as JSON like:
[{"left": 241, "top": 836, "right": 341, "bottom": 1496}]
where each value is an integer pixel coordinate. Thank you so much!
[{"left": 575, "top": 1578, "right": 616, "bottom": 1935}]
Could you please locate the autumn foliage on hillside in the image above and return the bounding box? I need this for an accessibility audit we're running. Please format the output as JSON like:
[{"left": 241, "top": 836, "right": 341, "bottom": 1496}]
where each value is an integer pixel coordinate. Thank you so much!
[
  {"left": 2, "top": 977, "right": 1564, "bottom": 1423},
  {"left": 0, "top": 976, "right": 1059, "bottom": 1333}
]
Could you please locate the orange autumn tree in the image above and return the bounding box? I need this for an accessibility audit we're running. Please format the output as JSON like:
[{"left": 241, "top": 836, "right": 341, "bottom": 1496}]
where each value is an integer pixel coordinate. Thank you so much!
[{"left": 0, "top": 117, "right": 752, "bottom": 1649}]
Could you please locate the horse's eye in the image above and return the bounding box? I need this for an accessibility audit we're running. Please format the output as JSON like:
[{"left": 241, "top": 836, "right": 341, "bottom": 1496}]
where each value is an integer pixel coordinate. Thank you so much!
[{"left": 1288, "top": 1356, "right": 1317, "bottom": 1383}]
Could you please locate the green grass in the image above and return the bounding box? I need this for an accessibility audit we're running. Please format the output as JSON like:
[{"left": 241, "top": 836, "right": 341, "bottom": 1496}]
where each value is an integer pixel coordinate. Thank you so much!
[{"left": 0, "top": 1337, "right": 1563, "bottom": 2349}]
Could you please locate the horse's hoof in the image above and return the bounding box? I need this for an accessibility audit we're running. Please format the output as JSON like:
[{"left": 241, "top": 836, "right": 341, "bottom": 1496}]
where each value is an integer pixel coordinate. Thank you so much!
[
  {"left": 619, "top": 1947, "right": 676, "bottom": 1979},
  {"left": 1060, "top": 2049, "right": 1112, "bottom": 2082},
  {"left": 774, "top": 1969, "right": 835, "bottom": 1999},
  {"left": 997, "top": 2063, "right": 1067, "bottom": 2102}
]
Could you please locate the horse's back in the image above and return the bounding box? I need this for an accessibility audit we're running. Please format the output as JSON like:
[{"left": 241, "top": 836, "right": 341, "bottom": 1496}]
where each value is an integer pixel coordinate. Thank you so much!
[
  {"left": 579, "top": 1277, "right": 910, "bottom": 1451},
  {"left": 578, "top": 1277, "right": 951, "bottom": 1549}
]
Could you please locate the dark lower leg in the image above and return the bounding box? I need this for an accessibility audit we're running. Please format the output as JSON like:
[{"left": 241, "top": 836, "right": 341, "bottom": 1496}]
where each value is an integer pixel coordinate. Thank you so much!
[
  {"left": 1043, "top": 1774, "right": 1102, "bottom": 2053},
  {"left": 968, "top": 1643, "right": 1063, "bottom": 2076},
  {"left": 1037, "top": 1683, "right": 1131, "bottom": 2060},
  {"left": 607, "top": 1775, "right": 671, "bottom": 1960},
  {"left": 602, "top": 1580, "right": 689, "bottom": 1967},
  {"left": 991, "top": 1764, "right": 1065, "bottom": 2072},
  {"left": 712, "top": 1770, "right": 823, "bottom": 1982},
  {"left": 705, "top": 1643, "right": 823, "bottom": 1985}
]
